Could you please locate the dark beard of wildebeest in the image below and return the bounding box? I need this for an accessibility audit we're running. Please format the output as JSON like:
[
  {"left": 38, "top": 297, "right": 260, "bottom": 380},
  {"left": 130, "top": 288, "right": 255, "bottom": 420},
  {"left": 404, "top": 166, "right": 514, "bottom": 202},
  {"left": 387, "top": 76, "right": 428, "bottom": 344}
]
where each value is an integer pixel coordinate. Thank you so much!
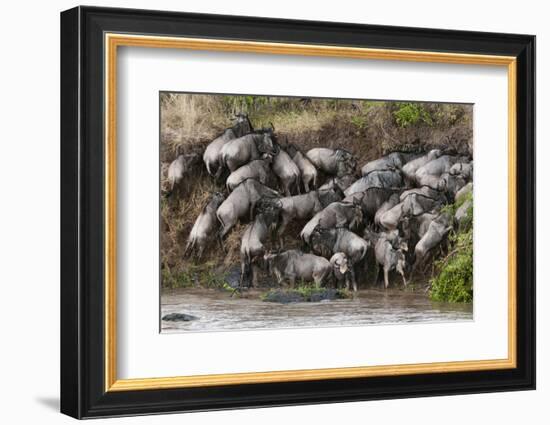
[
  {"left": 269, "top": 185, "right": 345, "bottom": 249},
  {"left": 216, "top": 178, "right": 281, "bottom": 241},
  {"left": 219, "top": 128, "right": 279, "bottom": 177},
  {"left": 183, "top": 192, "right": 226, "bottom": 259},
  {"left": 202, "top": 113, "right": 254, "bottom": 179},
  {"left": 308, "top": 226, "right": 370, "bottom": 291},
  {"left": 239, "top": 199, "right": 281, "bottom": 288}
]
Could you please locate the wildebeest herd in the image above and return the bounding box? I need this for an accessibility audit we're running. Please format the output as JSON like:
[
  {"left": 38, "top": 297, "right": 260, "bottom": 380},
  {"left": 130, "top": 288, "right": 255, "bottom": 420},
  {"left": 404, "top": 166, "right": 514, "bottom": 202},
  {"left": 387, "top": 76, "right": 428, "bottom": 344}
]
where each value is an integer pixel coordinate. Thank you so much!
[{"left": 166, "top": 113, "right": 474, "bottom": 293}]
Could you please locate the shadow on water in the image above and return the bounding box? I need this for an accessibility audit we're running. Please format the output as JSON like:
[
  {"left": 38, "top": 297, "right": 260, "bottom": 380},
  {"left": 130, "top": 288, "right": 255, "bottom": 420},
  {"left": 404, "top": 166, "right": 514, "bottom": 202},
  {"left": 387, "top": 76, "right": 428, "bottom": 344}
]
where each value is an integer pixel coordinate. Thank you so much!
[{"left": 161, "top": 287, "right": 473, "bottom": 333}]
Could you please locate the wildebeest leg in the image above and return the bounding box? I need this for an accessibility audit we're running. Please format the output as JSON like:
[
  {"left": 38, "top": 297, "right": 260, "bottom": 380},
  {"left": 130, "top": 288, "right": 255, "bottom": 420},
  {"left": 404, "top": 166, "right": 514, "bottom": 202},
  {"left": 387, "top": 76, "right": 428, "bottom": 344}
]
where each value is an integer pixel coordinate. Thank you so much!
[
  {"left": 373, "top": 263, "right": 379, "bottom": 287},
  {"left": 349, "top": 267, "right": 357, "bottom": 292},
  {"left": 400, "top": 271, "right": 408, "bottom": 288},
  {"left": 197, "top": 245, "right": 205, "bottom": 261},
  {"left": 251, "top": 263, "right": 261, "bottom": 288},
  {"left": 278, "top": 215, "right": 290, "bottom": 250},
  {"left": 288, "top": 274, "right": 296, "bottom": 289},
  {"left": 383, "top": 266, "right": 390, "bottom": 289},
  {"left": 239, "top": 257, "right": 248, "bottom": 288}
]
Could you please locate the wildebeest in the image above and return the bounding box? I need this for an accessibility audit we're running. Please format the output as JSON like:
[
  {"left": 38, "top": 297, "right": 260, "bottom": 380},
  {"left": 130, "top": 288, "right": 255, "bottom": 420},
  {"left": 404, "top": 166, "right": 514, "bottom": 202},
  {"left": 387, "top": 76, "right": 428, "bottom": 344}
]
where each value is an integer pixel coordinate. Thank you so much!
[
  {"left": 402, "top": 149, "right": 442, "bottom": 184},
  {"left": 220, "top": 130, "right": 278, "bottom": 173},
  {"left": 226, "top": 157, "right": 273, "bottom": 192},
  {"left": 203, "top": 113, "right": 253, "bottom": 177},
  {"left": 286, "top": 144, "right": 318, "bottom": 192},
  {"left": 360, "top": 152, "right": 417, "bottom": 176},
  {"left": 374, "top": 193, "right": 400, "bottom": 228},
  {"left": 437, "top": 172, "right": 467, "bottom": 199},
  {"left": 273, "top": 187, "right": 344, "bottom": 248},
  {"left": 264, "top": 250, "right": 332, "bottom": 288},
  {"left": 300, "top": 201, "right": 363, "bottom": 245},
  {"left": 371, "top": 231, "right": 408, "bottom": 289},
  {"left": 318, "top": 174, "right": 357, "bottom": 192},
  {"left": 306, "top": 148, "right": 357, "bottom": 177},
  {"left": 309, "top": 227, "right": 370, "bottom": 291},
  {"left": 184, "top": 192, "right": 226, "bottom": 259},
  {"left": 272, "top": 147, "right": 301, "bottom": 196},
  {"left": 165, "top": 152, "right": 202, "bottom": 196},
  {"left": 344, "top": 169, "right": 404, "bottom": 197},
  {"left": 414, "top": 155, "right": 464, "bottom": 188},
  {"left": 344, "top": 186, "right": 401, "bottom": 220},
  {"left": 216, "top": 179, "right": 280, "bottom": 239},
  {"left": 240, "top": 200, "right": 281, "bottom": 287},
  {"left": 450, "top": 161, "right": 473, "bottom": 181},
  {"left": 413, "top": 212, "right": 453, "bottom": 270},
  {"left": 329, "top": 252, "right": 353, "bottom": 290}
]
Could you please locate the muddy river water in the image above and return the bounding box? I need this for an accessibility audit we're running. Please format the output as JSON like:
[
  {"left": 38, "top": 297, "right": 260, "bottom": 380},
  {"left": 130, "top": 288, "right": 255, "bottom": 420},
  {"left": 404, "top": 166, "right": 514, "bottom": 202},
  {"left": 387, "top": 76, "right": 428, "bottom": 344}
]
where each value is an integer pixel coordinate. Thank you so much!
[{"left": 161, "top": 288, "right": 473, "bottom": 333}]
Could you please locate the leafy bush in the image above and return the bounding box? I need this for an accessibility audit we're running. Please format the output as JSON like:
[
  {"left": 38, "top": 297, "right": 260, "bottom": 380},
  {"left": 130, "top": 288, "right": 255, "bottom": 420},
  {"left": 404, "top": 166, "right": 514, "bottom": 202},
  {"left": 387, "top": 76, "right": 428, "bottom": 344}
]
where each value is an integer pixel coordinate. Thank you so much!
[
  {"left": 429, "top": 228, "right": 473, "bottom": 303},
  {"left": 393, "top": 102, "right": 433, "bottom": 128}
]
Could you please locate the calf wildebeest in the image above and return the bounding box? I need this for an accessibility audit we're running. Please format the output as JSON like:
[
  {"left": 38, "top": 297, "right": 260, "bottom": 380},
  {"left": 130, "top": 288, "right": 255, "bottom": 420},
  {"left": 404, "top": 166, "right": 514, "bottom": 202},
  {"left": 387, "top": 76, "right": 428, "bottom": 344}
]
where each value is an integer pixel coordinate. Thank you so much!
[
  {"left": 240, "top": 200, "right": 281, "bottom": 288},
  {"left": 306, "top": 148, "right": 357, "bottom": 177},
  {"left": 309, "top": 227, "right": 370, "bottom": 291},
  {"left": 344, "top": 169, "right": 404, "bottom": 197},
  {"left": 286, "top": 143, "right": 318, "bottom": 192},
  {"left": 272, "top": 146, "right": 301, "bottom": 196},
  {"left": 300, "top": 201, "right": 363, "bottom": 245},
  {"left": 329, "top": 252, "right": 353, "bottom": 291},
  {"left": 220, "top": 129, "right": 278, "bottom": 173},
  {"left": 226, "top": 157, "right": 273, "bottom": 192},
  {"left": 402, "top": 149, "right": 442, "bottom": 184},
  {"left": 264, "top": 250, "right": 332, "bottom": 288},
  {"left": 184, "top": 192, "right": 226, "bottom": 259},
  {"left": 360, "top": 151, "right": 418, "bottom": 176},
  {"left": 216, "top": 179, "right": 280, "bottom": 239},
  {"left": 273, "top": 186, "right": 344, "bottom": 248},
  {"left": 371, "top": 231, "right": 408, "bottom": 289},
  {"left": 203, "top": 113, "right": 253, "bottom": 177},
  {"left": 413, "top": 212, "right": 453, "bottom": 271},
  {"left": 165, "top": 152, "right": 202, "bottom": 196}
]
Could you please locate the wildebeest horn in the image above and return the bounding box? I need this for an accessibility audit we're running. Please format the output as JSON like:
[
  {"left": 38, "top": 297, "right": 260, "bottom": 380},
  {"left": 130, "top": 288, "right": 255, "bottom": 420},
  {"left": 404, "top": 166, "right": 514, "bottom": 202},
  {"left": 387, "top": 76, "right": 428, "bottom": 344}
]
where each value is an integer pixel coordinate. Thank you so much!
[{"left": 269, "top": 122, "right": 275, "bottom": 131}]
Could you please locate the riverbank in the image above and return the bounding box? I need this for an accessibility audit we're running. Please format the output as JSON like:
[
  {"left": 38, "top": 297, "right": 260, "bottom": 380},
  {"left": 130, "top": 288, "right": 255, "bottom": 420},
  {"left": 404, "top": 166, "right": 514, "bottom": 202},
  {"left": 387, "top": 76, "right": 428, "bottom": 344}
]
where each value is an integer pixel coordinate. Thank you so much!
[{"left": 160, "top": 287, "right": 472, "bottom": 333}]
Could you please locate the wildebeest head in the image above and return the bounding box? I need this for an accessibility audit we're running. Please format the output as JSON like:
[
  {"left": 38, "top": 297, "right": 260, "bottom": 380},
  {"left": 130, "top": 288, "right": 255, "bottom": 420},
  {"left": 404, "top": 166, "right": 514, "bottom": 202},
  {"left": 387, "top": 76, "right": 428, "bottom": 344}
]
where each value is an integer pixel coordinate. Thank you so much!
[
  {"left": 256, "top": 133, "right": 279, "bottom": 156},
  {"left": 330, "top": 252, "right": 349, "bottom": 275},
  {"left": 318, "top": 185, "right": 345, "bottom": 207},
  {"left": 310, "top": 226, "right": 336, "bottom": 258},
  {"left": 254, "top": 197, "right": 282, "bottom": 229},
  {"left": 284, "top": 142, "right": 299, "bottom": 158},
  {"left": 335, "top": 149, "right": 357, "bottom": 176},
  {"left": 437, "top": 173, "right": 466, "bottom": 199},
  {"left": 232, "top": 113, "right": 254, "bottom": 137}
]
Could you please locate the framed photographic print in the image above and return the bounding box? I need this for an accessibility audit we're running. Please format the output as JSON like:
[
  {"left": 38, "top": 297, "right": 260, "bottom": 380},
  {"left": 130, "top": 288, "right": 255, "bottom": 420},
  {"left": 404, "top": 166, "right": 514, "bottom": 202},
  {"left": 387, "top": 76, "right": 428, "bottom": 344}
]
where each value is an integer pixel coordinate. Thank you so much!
[{"left": 60, "top": 6, "right": 535, "bottom": 419}]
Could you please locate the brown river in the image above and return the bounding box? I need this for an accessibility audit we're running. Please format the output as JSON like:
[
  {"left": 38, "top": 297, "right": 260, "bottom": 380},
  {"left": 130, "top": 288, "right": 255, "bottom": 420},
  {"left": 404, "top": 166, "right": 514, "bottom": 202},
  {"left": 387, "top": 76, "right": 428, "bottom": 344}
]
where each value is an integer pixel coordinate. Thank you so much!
[{"left": 161, "top": 288, "right": 473, "bottom": 333}]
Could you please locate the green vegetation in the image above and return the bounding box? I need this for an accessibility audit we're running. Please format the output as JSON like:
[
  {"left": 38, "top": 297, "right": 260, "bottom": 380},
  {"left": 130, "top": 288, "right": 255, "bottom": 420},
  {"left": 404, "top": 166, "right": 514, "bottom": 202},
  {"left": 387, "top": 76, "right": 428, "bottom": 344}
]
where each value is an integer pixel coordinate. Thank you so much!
[
  {"left": 429, "top": 196, "right": 473, "bottom": 303},
  {"left": 393, "top": 102, "right": 434, "bottom": 128}
]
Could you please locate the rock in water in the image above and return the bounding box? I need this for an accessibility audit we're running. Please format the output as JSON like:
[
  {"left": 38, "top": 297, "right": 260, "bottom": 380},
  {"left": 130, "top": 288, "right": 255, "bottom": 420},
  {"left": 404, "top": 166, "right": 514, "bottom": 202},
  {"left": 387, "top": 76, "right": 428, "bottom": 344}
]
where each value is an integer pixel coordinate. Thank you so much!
[{"left": 162, "top": 313, "right": 198, "bottom": 322}]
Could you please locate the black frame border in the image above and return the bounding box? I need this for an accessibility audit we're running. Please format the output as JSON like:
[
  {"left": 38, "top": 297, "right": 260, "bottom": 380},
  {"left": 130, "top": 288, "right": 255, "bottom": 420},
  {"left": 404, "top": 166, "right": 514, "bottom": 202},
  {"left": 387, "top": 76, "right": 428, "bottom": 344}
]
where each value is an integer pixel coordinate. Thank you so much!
[{"left": 60, "top": 6, "right": 535, "bottom": 419}]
